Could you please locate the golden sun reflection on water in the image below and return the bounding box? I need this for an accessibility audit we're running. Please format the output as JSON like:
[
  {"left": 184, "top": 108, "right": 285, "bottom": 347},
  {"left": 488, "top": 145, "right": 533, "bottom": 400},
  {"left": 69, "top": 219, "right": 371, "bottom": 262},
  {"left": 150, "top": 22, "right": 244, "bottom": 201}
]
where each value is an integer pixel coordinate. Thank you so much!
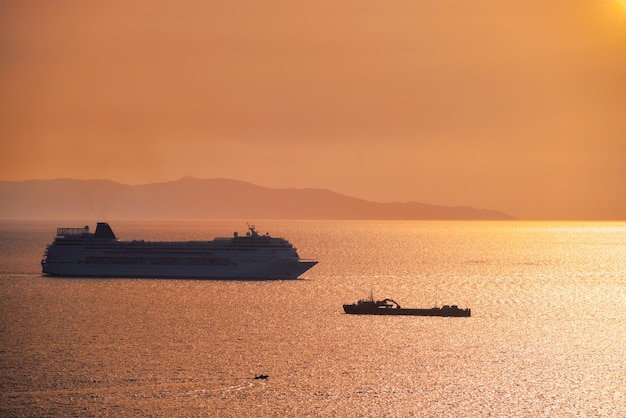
[{"left": 1, "top": 220, "right": 625, "bottom": 416}]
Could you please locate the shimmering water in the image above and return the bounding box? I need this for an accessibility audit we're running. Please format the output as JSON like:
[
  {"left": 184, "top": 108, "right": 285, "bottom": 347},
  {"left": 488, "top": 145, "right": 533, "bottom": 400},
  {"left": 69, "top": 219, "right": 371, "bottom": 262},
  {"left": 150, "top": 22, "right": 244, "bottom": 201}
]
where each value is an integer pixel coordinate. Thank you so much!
[{"left": 1, "top": 220, "right": 625, "bottom": 417}]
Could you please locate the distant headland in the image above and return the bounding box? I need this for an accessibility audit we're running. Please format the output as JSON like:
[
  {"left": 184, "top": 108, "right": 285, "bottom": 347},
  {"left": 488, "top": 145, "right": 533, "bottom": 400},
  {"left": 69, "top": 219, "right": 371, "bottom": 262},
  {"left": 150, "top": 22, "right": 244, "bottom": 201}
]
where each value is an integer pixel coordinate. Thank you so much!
[{"left": 0, "top": 177, "right": 516, "bottom": 220}]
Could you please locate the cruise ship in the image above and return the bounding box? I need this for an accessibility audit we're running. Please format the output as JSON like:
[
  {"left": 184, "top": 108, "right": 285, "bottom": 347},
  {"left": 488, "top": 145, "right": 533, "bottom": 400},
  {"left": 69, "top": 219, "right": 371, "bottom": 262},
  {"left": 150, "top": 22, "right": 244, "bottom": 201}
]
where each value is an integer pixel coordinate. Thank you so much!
[{"left": 41, "top": 223, "right": 317, "bottom": 279}]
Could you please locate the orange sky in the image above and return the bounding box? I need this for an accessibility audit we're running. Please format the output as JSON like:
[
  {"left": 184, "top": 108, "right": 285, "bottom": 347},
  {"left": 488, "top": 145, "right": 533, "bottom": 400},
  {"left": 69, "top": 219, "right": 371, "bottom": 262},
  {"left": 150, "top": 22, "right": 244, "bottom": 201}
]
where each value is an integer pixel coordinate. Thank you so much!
[{"left": 1, "top": 1, "right": 625, "bottom": 219}]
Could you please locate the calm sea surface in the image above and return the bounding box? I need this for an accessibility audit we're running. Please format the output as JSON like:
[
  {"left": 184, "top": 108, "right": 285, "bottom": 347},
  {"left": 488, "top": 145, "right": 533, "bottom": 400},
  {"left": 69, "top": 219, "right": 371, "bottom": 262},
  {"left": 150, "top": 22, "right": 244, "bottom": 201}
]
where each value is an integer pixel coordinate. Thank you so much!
[{"left": 1, "top": 220, "right": 625, "bottom": 417}]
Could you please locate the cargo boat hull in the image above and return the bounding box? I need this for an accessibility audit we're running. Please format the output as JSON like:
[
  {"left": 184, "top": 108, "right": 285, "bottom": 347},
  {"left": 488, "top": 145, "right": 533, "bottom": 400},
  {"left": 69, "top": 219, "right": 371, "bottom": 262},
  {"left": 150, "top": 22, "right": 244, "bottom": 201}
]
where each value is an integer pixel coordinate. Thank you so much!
[{"left": 343, "top": 305, "right": 471, "bottom": 317}]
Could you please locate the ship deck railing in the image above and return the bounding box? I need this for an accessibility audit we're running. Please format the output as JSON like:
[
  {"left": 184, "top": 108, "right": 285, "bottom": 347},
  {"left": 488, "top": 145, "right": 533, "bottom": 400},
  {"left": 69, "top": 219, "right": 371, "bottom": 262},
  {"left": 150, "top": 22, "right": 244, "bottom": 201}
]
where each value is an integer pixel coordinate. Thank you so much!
[{"left": 57, "top": 227, "right": 89, "bottom": 237}]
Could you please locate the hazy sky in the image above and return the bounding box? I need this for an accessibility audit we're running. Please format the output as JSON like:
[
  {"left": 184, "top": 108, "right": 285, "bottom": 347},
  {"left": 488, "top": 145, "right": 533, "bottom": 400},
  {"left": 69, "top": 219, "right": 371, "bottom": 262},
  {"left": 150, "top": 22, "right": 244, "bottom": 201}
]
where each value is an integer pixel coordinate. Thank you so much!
[{"left": 2, "top": 1, "right": 625, "bottom": 219}]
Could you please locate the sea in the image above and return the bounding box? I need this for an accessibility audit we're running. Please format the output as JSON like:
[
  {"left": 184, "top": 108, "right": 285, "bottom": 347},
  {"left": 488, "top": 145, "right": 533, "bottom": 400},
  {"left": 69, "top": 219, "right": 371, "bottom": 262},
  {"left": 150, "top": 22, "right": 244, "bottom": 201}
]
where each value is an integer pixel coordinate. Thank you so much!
[{"left": 0, "top": 220, "right": 625, "bottom": 417}]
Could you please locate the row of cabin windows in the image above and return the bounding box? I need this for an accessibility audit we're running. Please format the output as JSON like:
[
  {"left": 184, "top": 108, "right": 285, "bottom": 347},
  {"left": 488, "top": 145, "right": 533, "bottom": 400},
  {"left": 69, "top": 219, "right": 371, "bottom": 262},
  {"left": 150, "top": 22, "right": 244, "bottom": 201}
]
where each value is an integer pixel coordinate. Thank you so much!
[{"left": 85, "top": 256, "right": 232, "bottom": 266}]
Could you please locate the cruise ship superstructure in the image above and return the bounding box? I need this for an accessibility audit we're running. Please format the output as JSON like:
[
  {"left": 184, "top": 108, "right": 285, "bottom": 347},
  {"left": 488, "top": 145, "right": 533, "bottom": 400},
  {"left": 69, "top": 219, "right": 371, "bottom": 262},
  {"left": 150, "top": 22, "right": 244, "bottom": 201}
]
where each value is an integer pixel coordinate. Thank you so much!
[{"left": 41, "top": 223, "right": 317, "bottom": 279}]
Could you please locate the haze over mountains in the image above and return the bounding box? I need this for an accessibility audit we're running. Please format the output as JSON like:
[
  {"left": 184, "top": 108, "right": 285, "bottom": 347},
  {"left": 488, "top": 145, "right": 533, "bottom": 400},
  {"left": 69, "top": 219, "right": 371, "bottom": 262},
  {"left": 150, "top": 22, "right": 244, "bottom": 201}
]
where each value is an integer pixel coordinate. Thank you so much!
[{"left": 0, "top": 178, "right": 515, "bottom": 220}]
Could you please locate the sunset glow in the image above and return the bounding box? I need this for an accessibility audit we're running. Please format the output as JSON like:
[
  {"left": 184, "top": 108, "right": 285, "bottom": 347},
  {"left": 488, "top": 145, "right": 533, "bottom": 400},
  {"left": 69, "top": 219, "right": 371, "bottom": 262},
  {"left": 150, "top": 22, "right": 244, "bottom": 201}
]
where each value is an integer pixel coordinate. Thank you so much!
[
  {"left": 1, "top": 1, "right": 625, "bottom": 220},
  {"left": 602, "top": 0, "right": 626, "bottom": 31},
  {"left": 610, "top": 0, "right": 626, "bottom": 26}
]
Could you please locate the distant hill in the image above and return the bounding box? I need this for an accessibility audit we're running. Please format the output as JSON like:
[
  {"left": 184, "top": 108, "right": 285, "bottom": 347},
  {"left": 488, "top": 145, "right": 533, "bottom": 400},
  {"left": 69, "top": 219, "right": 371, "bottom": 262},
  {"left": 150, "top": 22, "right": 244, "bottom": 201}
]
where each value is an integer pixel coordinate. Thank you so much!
[{"left": 0, "top": 177, "right": 515, "bottom": 220}]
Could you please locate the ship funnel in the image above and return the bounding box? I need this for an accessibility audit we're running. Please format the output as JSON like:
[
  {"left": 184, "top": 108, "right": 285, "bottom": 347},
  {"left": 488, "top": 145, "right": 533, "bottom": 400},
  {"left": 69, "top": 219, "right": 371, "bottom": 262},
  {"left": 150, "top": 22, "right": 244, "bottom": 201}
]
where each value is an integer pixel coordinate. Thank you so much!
[{"left": 94, "top": 222, "right": 117, "bottom": 239}]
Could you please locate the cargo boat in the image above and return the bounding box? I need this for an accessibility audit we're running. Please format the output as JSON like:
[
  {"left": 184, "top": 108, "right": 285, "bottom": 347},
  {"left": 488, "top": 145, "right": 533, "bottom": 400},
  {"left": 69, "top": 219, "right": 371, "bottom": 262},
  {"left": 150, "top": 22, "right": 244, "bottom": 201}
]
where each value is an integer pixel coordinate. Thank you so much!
[
  {"left": 343, "top": 295, "right": 471, "bottom": 317},
  {"left": 41, "top": 223, "right": 317, "bottom": 279}
]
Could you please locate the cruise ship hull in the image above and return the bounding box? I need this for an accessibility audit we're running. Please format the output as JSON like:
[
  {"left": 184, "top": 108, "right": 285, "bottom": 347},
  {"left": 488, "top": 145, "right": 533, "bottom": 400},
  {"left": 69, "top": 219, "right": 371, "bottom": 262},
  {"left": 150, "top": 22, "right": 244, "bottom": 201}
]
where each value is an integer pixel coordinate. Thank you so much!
[{"left": 42, "top": 259, "right": 318, "bottom": 280}]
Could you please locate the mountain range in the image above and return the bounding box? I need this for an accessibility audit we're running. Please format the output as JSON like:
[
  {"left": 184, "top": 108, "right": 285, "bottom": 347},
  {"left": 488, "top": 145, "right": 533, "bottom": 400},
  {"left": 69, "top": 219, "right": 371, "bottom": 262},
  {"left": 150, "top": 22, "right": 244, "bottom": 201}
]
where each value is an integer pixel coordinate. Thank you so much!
[{"left": 0, "top": 177, "right": 515, "bottom": 220}]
